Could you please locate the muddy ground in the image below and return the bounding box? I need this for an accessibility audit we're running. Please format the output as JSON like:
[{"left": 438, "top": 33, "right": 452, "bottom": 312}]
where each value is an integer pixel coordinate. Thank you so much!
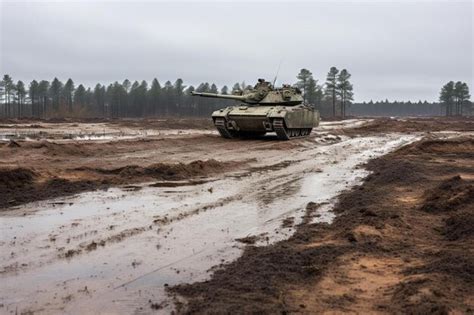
[
  {"left": 170, "top": 136, "right": 474, "bottom": 314},
  {"left": 1, "top": 116, "right": 471, "bottom": 210},
  {"left": 0, "top": 116, "right": 473, "bottom": 314}
]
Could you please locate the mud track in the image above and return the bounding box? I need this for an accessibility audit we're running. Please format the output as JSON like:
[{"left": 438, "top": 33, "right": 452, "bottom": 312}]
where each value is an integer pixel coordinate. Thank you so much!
[
  {"left": 171, "top": 136, "right": 474, "bottom": 314},
  {"left": 1, "top": 116, "right": 471, "bottom": 210}
]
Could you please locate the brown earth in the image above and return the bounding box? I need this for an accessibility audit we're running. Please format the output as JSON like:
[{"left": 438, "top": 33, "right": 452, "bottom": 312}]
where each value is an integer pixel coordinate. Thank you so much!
[
  {"left": 169, "top": 136, "right": 474, "bottom": 314},
  {"left": 0, "top": 167, "right": 101, "bottom": 209},
  {"left": 0, "top": 117, "right": 214, "bottom": 130},
  {"left": 0, "top": 159, "right": 237, "bottom": 209},
  {"left": 341, "top": 116, "right": 474, "bottom": 135}
]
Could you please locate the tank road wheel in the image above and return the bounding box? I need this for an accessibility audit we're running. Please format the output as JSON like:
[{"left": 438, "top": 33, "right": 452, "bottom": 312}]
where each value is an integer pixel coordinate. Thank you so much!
[
  {"left": 290, "top": 128, "right": 302, "bottom": 138},
  {"left": 214, "top": 118, "right": 237, "bottom": 139},
  {"left": 273, "top": 119, "right": 290, "bottom": 140},
  {"left": 301, "top": 128, "right": 311, "bottom": 136}
]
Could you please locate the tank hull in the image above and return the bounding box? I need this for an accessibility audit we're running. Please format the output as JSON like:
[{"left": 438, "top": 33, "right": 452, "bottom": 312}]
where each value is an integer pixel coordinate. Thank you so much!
[{"left": 212, "top": 104, "right": 320, "bottom": 140}]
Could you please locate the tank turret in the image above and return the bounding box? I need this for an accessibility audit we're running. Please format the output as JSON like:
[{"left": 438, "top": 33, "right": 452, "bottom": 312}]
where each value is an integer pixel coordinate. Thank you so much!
[{"left": 192, "top": 79, "right": 303, "bottom": 106}]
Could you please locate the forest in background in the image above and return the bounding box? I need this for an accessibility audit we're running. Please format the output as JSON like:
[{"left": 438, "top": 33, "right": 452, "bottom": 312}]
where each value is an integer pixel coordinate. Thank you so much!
[{"left": 0, "top": 69, "right": 471, "bottom": 119}]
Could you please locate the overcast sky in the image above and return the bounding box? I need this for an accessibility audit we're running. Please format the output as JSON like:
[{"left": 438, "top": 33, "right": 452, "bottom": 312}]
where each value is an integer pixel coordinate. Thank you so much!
[{"left": 1, "top": 0, "right": 472, "bottom": 102}]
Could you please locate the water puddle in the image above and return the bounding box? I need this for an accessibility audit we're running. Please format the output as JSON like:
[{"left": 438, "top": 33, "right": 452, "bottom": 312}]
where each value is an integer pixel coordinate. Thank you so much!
[{"left": 0, "top": 123, "right": 213, "bottom": 143}]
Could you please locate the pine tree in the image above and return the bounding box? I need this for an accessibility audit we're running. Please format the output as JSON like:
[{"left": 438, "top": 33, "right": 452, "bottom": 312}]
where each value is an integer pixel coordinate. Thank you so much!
[
  {"left": 122, "top": 79, "right": 131, "bottom": 93},
  {"left": 454, "top": 81, "right": 470, "bottom": 115},
  {"left": 296, "top": 69, "right": 313, "bottom": 104},
  {"left": 174, "top": 79, "right": 185, "bottom": 114},
  {"left": 459, "top": 83, "right": 470, "bottom": 115},
  {"left": 336, "top": 69, "right": 354, "bottom": 118},
  {"left": 305, "top": 77, "right": 323, "bottom": 109},
  {"left": 129, "top": 81, "right": 140, "bottom": 116},
  {"left": 232, "top": 83, "right": 241, "bottom": 94},
  {"left": 121, "top": 79, "right": 131, "bottom": 116},
  {"left": 439, "top": 81, "right": 455, "bottom": 116},
  {"left": 149, "top": 78, "right": 162, "bottom": 116},
  {"left": 29, "top": 80, "right": 39, "bottom": 117},
  {"left": 94, "top": 84, "right": 105, "bottom": 116},
  {"left": 221, "top": 85, "right": 229, "bottom": 95},
  {"left": 324, "top": 67, "right": 339, "bottom": 117},
  {"left": 74, "top": 84, "right": 87, "bottom": 108},
  {"left": 110, "top": 82, "right": 126, "bottom": 117},
  {"left": 2, "top": 75, "right": 14, "bottom": 117},
  {"left": 16, "top": 81, "right": 26, "bottom": 117},
  {"left": 163, "top": 81, "right": 174, "bottom": 115},
  {"left": 138, "top": 80, "right": 148, "bottom": 116},
  {"left": 49, "top": 78, "right": 63, "bottom": 113},
  {"left": 38, "top": 80, "right": 50, "bottom": 117},
  {"left": 63, "top": 79, "right": 75, "bottom": 113}
]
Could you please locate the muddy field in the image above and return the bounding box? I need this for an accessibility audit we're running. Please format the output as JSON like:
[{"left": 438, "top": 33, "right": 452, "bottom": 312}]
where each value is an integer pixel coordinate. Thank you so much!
[{"left": 0, "top": 117, "right": 473, "bottom": 314}]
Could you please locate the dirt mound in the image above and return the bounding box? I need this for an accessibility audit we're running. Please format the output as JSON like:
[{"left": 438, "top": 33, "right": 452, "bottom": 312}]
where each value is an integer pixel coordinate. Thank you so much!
[
  {"left": 45, "top": 178, "right": 97, "bottom": 193},
  {"left": 345, "top": 117, "right": 474, "bottom": 135},
  {"left": 366, "top": 159, "right": 426, "bottom": 184},
  {"left": 405, "top": 138, "right": 474, "bottom": 157},
  {"left": 406, "top": 250, "right": 474, "bottom": 284},
  {"left": 170, "top": 242, "right": 346, "bottom": 314},
  {"left": 420, "top": 175, "right": 474, "bottom": 213},
  {"left": 31, "top": 141, "right": 90, "bottom": 156},
  {"left": 6, "top": 140, "right": 21, "bottom": 148},
  {"left": 443, "top": 211, "right": 474, "bottom": 241},
  {"left": 0, "top": 168, "right": 101, "bottom": 209},
  {"left": 145, "top": 160, "right": 225, "bottom": 180},
  {"left": 79, "top": 159, "right": 229, "bottom": 181},
  {"left": 389, "top": 278, "right": 451, "bottom": 315},
  {"left": 0, "top": 168, "right": 36, "bottom": 190}
]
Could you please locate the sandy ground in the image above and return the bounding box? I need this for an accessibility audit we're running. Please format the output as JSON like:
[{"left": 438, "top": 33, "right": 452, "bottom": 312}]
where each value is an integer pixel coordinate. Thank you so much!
[{"left": 0, "top": 117, "right": 473, "bottom": 314}]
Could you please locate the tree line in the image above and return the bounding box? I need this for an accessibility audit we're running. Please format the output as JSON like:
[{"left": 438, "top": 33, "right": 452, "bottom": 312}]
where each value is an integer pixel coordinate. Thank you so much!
[
  {"left": 0, "top": 74, "right": 234, "bottom": 118},
  {"left": 2, "top": 71, "right": 470, "bottom": 119},
  {"left": 0, "top": 68, "right": 355, "bottom": 119}
]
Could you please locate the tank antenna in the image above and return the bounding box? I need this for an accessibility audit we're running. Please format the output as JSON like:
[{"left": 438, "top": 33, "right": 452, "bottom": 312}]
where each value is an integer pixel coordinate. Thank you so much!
[{"left": 272, "top": 60, "right": 282, "bottom": 88}]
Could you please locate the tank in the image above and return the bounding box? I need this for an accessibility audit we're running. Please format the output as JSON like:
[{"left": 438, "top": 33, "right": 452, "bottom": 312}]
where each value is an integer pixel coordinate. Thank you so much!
[{"left": 192, "top": 79, "right": 320, "bottom": 140}]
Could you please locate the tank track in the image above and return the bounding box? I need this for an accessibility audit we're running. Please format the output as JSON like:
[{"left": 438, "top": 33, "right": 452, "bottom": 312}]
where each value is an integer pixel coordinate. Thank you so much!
[
  {"left": 273, "top": 119, "right": 290, "bottom": 140},
  {"left": 214, "top": 118, "right": 236, "bottom": 139},
  {"left": 273, "top": 119, "right": 312, "bottom": 140}
]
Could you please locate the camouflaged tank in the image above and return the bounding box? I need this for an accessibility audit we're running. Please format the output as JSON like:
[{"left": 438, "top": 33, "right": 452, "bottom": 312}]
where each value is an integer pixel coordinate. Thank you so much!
[{"left": 192, "top": 79, "right": 320, "bottom": 140}]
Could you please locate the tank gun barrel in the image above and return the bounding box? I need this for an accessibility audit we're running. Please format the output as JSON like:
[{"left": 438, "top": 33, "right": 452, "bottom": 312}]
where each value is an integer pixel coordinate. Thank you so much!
[{"left": 191, "top": 91, "right": 246, "bottom": 101}]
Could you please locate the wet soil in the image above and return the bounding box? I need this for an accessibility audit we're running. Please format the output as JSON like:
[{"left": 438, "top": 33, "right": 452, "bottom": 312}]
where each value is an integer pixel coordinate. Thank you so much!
[
  {"left": 1, "top": 117, "right": 472, "bottom": 211},
  {"left": 0, "top": 159, "right": 236, "bottom": 209},
  {"left": 1, "top": 117, "right": 473, "bottom": 314},
  {"left": 341, "top": 116, "right": 474, "bottom": 135},
  {"left": 0, "top": 117, "right": 214, "bottom": 130},
  {"left": 0, "top": 121, "right": 308, "bottom": 209},
  {"left": 0, "top": 118, "right": 465, "bottom": 209},
  {"left": 0, "top": 167, "right": 101, "bottom": 209},
  {"left": 1, "top": 123, "right": 420, "bottom": 314},
  {"left": 170, "top": 136, "right": 474, "bottom": 314}
]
